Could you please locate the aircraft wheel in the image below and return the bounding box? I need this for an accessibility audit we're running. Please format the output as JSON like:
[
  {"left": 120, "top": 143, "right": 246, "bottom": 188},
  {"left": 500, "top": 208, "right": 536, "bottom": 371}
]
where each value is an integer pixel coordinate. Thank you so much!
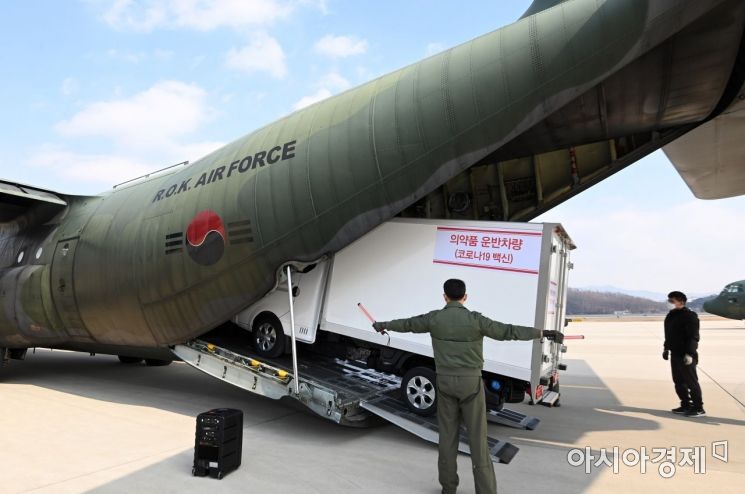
[
  {"left": 252, "top": 315, "right": 286, "bottom": 358},
  {"left": 118, "top": 356, "right": 143, "bottom": 364},
  {"left": 144, "top": 358, "right": 172, "bottom": 366},
  {"left": 401, "top": 366, "right": 437, "bottom": 416}
]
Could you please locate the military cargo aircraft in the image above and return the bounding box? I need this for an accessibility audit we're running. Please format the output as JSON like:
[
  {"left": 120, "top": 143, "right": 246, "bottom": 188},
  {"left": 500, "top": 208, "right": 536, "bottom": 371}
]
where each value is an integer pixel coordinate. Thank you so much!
[
  {"left": 3, "top": 0, "right": 745, "bottom": 366},
  {"left": 703, "top": 281, "right": 745, "bottom": 321}
]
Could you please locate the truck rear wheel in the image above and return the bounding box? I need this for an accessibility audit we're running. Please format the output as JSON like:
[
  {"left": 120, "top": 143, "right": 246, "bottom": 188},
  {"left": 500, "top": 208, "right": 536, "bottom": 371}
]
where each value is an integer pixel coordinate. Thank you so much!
[
  {"left": 252, "top": 315, "right": 286, "bottom": 358},
  {"left": 484, "top": 381, "right": 506, "bottom": 411},
  {"left": 401, "top": 366, "right": 437, "bottom": 416}
]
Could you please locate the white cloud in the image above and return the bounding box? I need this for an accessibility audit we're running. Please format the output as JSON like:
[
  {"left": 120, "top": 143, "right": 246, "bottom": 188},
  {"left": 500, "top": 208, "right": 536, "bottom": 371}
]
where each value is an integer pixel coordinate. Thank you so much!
[
  {"left": 39, "top": 80, "right": 225, "bottom": 190},
  {"left": 28, "top": 140, "right": 225, "bottom": 190},
  {"left": 154, "top": 49, "right": 174, "bottom": 59},
  {"left": 291, "top": 71, "right": 351, "bottom": 110},
  {"left": 225, "top": 32, "right": 287, "bottom": 79},
  {"left": 425, "top": 42, "right": 445, "bottom": 56},
  {"left": 106, "top": 48, "right": 143, "bottom": 63},
  {"left": 179, "top": 140, "right": 225, "bottom": 163},
  {"left": 190, "top": 54, "right": 207, "bottom": 70},
  {"left": 306, "top": 0, "right": 329, "bottom": 15},
  {"left": 55, "top": 80, "right": 212, "bottom": 150},
  {"left": 314, "top": 34, "right": 368, "bottom": 58},
  {"left": 28, "top": 147, "right": 154, "bottom": 185},
  {"left": 106, "top": 48, "right": 174, "bottom": 63},
  {"left": 541, "top": 200, "right": 745, "bottom": 294},
  {"left": 318, "top": 72, "right": 351, "bottom": 92},
  {"left": 60, "top": 77, "right": 79, "bottom": 96},
  {"left": 292, "top": 88, "right": 333, "bottom": 111},
  {"left": 97, "top": 0, "right": 304, "bottom": 31}
]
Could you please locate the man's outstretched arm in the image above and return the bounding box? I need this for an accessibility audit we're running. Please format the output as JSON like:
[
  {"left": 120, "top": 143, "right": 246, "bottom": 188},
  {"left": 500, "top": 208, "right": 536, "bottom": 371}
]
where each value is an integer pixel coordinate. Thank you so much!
[
  {"left": 373, "top": 312, "right": 435, "bottom": 334},
  {"left": 476, "top": 313, "right": 544, "bottom": 341}
]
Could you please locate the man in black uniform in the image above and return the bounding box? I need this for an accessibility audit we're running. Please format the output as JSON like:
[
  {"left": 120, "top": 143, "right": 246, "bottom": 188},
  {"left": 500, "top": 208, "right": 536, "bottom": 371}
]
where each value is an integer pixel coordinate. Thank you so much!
[{"left": 663, "top": 291, "right": 705, "bottom": 417}]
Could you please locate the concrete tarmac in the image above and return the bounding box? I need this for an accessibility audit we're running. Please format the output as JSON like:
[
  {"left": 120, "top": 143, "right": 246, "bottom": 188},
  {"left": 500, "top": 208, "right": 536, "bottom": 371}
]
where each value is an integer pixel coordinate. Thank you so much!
[{"left": 1, "top": 318, "right": 743, "bottom": 493}]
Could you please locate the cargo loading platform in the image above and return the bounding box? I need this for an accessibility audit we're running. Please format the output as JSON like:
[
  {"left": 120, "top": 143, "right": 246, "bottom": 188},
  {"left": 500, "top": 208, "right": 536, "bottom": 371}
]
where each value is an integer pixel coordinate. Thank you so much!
[{"left": 172, "top": 333, "right": 540, "bottom": 465}]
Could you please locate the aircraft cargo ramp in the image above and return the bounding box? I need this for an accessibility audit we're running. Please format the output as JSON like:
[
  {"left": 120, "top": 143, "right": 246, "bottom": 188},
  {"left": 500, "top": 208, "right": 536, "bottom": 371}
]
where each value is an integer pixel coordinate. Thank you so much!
[{"left": 172, "top": 335, "right": 540, "bottom": 465}]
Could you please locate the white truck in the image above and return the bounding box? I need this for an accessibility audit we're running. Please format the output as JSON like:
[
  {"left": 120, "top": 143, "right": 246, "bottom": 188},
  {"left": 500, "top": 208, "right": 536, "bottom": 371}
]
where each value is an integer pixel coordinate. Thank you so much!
[{"left": 232, "top": 218, "right": 575, "bottom": 416}]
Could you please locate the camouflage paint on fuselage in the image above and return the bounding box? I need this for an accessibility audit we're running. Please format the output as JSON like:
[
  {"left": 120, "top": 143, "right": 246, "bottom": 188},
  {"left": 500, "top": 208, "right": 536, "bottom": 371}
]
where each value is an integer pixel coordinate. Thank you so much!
[
  {"left": 0, "top": 0, "right": 741, "bottom": 350},
  {"left": 704, "top": 280, "right": 745, "bottom": 320}
]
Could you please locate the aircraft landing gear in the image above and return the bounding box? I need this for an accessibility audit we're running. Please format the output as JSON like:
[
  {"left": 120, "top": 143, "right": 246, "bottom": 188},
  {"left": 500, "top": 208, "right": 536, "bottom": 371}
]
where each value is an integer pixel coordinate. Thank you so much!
[
  {"left": 2, "top": 348, "right": 26, "bottom": 367},
  {"left": 144, "top": 358, "right": 173, "bottom": 366}
]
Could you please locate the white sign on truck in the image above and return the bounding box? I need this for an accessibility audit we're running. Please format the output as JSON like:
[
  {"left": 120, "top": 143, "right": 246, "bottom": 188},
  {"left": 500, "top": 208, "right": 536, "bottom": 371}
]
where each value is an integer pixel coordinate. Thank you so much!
[
  {"left": 234, "top": 218, "right": 575, "bottom": 415},
  {"left": 432, "top": 225, "right": 543, "bottom": 274}
]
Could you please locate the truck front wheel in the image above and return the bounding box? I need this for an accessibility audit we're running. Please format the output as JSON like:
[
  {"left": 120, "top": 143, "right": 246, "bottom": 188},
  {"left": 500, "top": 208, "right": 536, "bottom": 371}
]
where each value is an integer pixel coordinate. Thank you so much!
[
  {"left": 401, "top": 366, "right": 437, "bottom": 416},
  {"left": 252, "top": 316, "right": 286, "bottom": 358}
]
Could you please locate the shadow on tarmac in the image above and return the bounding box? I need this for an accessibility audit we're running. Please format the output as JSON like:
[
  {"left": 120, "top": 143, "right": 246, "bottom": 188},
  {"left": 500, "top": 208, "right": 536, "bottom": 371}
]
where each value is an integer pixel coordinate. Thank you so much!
[
  {"left": 604, "top": 405, "right": 745, "bottom": 427},
  {"left": 500, "top": 359, "right": 661, "bottom": 448},
  {"left": 1, "top": 351, "right": 666, "bottom": 493}
]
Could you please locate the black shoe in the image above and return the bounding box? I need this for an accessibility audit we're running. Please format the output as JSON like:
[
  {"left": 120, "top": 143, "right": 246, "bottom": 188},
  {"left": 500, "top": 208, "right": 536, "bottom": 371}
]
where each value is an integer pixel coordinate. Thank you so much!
[
  {"left": 684, "top": 408, "right": 706, "bottom": 417},
  {"left": 671, "top": 406, "right": 690, "bottom": 414}
]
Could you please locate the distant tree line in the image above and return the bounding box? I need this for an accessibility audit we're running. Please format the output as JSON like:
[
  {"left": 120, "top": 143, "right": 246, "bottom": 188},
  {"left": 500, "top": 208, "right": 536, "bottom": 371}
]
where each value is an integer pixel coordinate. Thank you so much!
[
  {"left": 688, "top": 295, "right": 717, "bottom": 312},
  {"left": 566, "top": 288, "right": 668, "bottom": 315}
]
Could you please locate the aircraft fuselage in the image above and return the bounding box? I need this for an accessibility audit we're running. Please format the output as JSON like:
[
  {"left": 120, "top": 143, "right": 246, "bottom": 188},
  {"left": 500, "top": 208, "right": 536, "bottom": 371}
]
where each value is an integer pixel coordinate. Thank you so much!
[
  {"left": 703, "top": 280, "right": 745, "bottom": 320},
  {"left": 1, "top": 0, "right": 743, "bottom": 353}
]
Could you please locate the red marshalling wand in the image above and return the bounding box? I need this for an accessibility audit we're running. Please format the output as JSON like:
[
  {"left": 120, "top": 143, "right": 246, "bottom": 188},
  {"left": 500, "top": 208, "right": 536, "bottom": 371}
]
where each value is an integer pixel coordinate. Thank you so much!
[
  {"left": 357, "top": 302, "right": 376, "bottom": 323},
  {"left": 357, "top": 303, "right": 390, "bottom": 342}
]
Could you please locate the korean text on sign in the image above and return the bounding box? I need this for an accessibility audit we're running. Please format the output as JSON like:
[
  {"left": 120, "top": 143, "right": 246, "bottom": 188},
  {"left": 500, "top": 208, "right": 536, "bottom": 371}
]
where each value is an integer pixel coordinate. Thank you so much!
[{"left": 433, "top": 226, "right": 542, "bottom": 274}]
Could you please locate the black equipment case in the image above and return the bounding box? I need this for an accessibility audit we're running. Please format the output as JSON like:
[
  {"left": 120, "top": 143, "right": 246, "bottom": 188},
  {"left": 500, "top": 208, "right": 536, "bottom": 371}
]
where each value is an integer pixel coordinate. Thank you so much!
[{"left": 192, "top": 408, "right": 243, "bottom": 479}]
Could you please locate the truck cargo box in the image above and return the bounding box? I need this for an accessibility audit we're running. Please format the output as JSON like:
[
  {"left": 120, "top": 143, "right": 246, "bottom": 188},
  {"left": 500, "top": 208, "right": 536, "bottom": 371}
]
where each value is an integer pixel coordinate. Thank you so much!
[{"left": 234, "top": 218, "right": 575, "bottom": 409}]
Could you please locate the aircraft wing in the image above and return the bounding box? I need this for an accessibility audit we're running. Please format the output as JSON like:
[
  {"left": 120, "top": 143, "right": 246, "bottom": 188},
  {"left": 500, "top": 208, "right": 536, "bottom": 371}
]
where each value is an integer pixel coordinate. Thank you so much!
[
  {"left": 0, "top": 179, "right": 67, "bottom": 223},
  {"left": 663, "top": 81, "right": 745, "bottom": 199}
]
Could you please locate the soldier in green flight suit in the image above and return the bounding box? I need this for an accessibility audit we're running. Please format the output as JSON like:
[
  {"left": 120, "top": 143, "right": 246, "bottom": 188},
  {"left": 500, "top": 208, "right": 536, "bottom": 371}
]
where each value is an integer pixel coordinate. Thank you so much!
[{"left": 372, "top": 278, "right": 564, "bottom": 494}]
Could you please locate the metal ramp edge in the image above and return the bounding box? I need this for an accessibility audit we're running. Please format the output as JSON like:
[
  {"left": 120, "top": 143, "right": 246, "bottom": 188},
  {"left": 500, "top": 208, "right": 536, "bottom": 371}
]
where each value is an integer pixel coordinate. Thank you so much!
[
  {"left": 487, "top": 407, "right": 540, "bottom": 430},
  {"left": 540, "top": 390, "right": 560, "bottom": 407},
  {"left": 360, "top": 395, "right": 519, "bottom": 464},
  {"left": 172, "top": 342, "right": 293, "bottom": 402},
  {"left": 174, "top": 339, "right": 530, "bottom": 463},
  {"left": 173, "top": 341, "right": 352, "bottom": 425},
  {"left": 173, "top": 340, "right": 398, "bottom": 426}
]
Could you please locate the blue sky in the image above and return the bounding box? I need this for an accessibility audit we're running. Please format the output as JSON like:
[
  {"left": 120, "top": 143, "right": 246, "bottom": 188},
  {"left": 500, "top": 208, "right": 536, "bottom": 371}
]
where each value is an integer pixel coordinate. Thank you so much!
[{"left": 1, "top": 0, "right": 743, "bottom": 295}]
